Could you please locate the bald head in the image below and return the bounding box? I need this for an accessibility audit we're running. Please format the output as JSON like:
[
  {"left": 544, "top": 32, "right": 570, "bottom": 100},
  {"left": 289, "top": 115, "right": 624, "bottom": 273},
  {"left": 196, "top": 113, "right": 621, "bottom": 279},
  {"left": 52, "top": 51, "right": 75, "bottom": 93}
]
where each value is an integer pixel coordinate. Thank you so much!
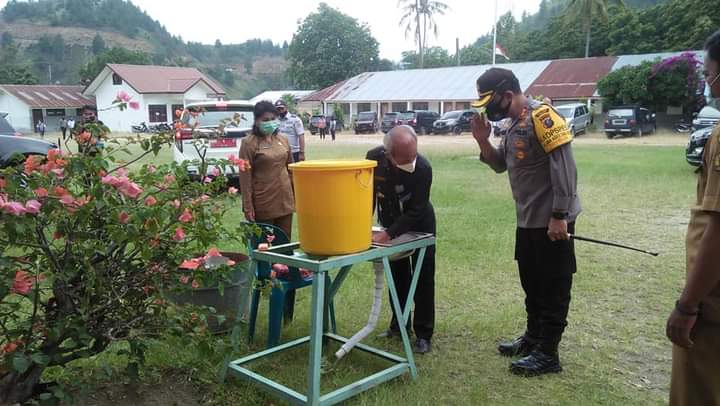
[{"left": 384, "top": 125, "right": 418, "bottom": 165}]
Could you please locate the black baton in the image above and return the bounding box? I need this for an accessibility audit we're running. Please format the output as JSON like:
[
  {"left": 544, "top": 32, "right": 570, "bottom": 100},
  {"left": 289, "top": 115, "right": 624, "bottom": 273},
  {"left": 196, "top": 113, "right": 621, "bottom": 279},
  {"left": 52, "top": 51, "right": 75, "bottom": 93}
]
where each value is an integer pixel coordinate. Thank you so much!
[{"left": 569, "top": 234, "right": 659, "bottom": 257}]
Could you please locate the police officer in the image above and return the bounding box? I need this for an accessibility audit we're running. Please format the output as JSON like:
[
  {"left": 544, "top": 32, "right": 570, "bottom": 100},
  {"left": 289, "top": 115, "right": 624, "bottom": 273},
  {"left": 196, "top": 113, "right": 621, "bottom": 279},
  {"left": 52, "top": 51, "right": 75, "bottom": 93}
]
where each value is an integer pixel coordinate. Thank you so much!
[
  {"left": 366, "top": 125, "right": 436, "bottom": 354},
  {"left": 275, "top": 100, "right": 306, "bottom": 162},
  {"left": 472, "top": 68, "right": 581, "bottom": 376},
  {"left": 666, "top": 30, "right": 720, "bottom": 406}
]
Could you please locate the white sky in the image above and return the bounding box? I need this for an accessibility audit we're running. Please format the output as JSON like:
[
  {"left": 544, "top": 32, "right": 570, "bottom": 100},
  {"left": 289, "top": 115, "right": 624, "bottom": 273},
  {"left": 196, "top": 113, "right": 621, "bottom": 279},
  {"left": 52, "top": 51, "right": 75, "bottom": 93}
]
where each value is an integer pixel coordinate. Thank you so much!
[{"left": 0, "top": 0, "right": 543, "bottom": 60}]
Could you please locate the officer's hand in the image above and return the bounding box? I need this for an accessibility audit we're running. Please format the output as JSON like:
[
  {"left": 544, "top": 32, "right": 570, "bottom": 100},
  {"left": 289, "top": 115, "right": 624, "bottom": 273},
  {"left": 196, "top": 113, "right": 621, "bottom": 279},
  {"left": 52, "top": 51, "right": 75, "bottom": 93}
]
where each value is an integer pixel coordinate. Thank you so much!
[
  {"left": 471, "top": 114, "right": 492, "bottom": 144},
  {"left": 298, "top": 152, "right": 305, "bottom": 162},
  {"left": 372, "top": 231, "right": 391, "bottom": 244},
  {"left": 547, "top": 218, "right": 570, "bottom": 241},
  {"left": 666, "top": 308, "right": 697, "bottom": 349},
  {"left": 244, "top": 209, "right": 255, "bottom": 222}
]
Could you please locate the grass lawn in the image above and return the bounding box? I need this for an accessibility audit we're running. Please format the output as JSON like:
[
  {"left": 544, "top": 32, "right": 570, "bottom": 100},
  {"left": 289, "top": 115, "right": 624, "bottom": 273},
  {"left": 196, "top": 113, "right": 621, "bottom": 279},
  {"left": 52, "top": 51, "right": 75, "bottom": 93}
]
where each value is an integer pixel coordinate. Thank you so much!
[{"left": 56, "top": 133, "right": 695, "bottom": 405}]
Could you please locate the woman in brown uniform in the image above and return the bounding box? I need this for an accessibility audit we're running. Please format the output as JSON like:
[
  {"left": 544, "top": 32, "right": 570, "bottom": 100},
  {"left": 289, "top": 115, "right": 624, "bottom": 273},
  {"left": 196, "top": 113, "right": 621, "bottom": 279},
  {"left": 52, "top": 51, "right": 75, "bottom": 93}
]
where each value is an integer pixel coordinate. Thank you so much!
[{"left": 239, "top": 101, "right": 295, "bottom": 237}]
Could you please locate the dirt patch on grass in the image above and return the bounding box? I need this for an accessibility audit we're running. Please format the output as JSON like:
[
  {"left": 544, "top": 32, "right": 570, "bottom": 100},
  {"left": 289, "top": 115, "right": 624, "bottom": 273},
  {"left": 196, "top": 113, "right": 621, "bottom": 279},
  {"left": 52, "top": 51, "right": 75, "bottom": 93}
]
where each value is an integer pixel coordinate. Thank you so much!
[{"left": 73, "top": 373, "right": 202, "bottom": 406}]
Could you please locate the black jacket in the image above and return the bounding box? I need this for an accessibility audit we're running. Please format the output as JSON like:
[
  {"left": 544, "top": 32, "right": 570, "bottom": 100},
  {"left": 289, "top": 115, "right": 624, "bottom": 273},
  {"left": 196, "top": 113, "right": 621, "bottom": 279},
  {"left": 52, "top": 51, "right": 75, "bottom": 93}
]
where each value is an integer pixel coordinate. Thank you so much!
[{"left": 366, "top": 146, "right": 436, "bottom": 238}]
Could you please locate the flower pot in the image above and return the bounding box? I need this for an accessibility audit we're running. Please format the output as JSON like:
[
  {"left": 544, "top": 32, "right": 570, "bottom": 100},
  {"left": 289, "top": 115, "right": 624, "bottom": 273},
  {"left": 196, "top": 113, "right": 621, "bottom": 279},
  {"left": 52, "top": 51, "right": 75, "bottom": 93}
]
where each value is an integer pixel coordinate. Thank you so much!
[{"left": 171, "top": 252, "right": 251, "bottom": 333}]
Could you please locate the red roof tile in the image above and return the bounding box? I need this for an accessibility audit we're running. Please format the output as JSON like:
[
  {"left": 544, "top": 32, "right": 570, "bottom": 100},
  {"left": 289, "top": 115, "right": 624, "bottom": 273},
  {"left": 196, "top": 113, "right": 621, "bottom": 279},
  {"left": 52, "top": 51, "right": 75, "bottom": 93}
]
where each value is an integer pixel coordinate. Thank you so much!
[
  {"left": 107, "top": 64, "right": 226, "bottom": 95},
  {"left": 0, "top": 85, "right": 95, "bottom": 108},
  {"left": 525, "top": 56, "right": 618, "bottom": 99}
]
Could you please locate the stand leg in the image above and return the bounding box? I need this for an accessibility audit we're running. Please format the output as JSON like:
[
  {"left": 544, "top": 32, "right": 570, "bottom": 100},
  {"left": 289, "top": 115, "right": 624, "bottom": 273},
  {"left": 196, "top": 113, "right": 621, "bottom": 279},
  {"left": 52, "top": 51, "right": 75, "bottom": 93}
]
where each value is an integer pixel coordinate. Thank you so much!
[
  {"left": 308, "top": 271, "right": 326, "bottom": 405},
  {"left": 403, "top": 247, "right": 427, "bottom": 322},
  {"left": 382, "top": 257, "right": 418, "bottom": 379}
]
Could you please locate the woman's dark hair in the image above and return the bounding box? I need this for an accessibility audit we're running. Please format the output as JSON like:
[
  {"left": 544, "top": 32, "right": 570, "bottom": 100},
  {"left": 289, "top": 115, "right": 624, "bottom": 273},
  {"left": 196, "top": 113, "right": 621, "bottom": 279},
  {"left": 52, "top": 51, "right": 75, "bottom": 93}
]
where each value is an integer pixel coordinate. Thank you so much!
[
  {"left": 252, "top": 100, "right": 277, "bottom": 136},
  {"left": 706, "top": 31, "right": 720, "bottom": 64}
]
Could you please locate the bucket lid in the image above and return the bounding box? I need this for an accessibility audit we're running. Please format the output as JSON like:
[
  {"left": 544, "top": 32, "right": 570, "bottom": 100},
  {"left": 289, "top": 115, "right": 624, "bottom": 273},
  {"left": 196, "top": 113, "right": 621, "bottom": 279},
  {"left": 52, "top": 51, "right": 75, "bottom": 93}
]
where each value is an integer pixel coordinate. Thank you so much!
[{"left": 290, "top": 159, "right": 377, "bottom": 171}]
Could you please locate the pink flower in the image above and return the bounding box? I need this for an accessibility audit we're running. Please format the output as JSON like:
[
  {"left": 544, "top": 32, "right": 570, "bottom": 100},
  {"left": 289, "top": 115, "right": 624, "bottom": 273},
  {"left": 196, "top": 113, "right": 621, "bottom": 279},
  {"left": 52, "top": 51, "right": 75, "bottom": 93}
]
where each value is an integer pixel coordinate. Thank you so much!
[
  {"left": 12, "top": 271, "right": 33, "bottom": 295},
  {"left": 144, "top": 196, "right": 157, "bottom": 206},
  {"left": 164, "top": 174, "right": 176, "bottom": 183},
  {"left": 147, "top": 165, "right": 157, "bottom": 173},
  {"left": 24, "top": 200, "right": 42, "bottom": 215},
  {"left": 50, "top": 168, "right": 64, "bottom": 179},
  {"left": 0, "top": 178, "right": 5, "bottom": 189},
  {"left": 191, "top": 279, "right": 200, "bottom": 289},
  {"left": 178, "top": 208, "right": 193, "bottom": 223},
  {"left": 173, "top": 227, "right": 185, "bottom": 241},
  {"left": 34, "top": 187, "right": 48, "bottom": 198},
  {"left": 101, "top": 174, "right": 117, "bottom": 185},
  {"left": 171, "top": 199, "right": 181, "bottom": 209},
  {"left": 180, "top": 259, "right": 201, "bottom": 270},
  {"left": 207, "top": 247, "right": 221, "bottom": 257},
  {"left": 117, "top": 90, "right": 131, "bottom": 102},
  {"left": 179, "top": 275, "right": 190, "bottom": 284},
  {"left": 119, "top": 182, "right": 143, "bottom": 199},
  {"left": 59, "top": 194, "right": 74, "bottom": 206},
  {"left": 200, "top": 195, "right": 210, "bottom": 202},
  {"left": 129, "top": 101, "right": 140, "bottom": 110},
  {"left": 203, "top": 177, "right": 212, "bottom": 184},
  {"left": 228, "top": 187, "right": 238, "bottom": 195},
  {"left": 211, "top": 167, "right": 221, "bottom": 177},
  {"left": 119, "top": 211, "right": 130, "bottom": 224},
  {"left": 117, "top": 168, "right": 129, "bottom": 177},
  {"left": 3, "top": 201, "right": 26, "bottom": 216}
]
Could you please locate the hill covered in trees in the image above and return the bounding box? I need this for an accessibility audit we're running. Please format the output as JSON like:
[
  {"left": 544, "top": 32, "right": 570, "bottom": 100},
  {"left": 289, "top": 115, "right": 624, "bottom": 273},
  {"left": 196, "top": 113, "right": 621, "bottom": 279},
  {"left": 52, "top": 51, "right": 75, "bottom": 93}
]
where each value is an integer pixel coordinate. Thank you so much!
[{"left": 0, "top": 0, "right": 290, "bottom": 97}]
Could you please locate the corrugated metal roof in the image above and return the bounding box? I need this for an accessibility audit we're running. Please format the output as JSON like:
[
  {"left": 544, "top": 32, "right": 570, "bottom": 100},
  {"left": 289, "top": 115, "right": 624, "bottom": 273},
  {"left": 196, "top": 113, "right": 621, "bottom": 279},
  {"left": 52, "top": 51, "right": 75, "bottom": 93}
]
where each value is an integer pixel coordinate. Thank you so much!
[
  {"left": 319, "top": 60, "right": 551, "bottom": 103},
  {"left": 302, "top": 80, "right": 349, "bottom": 102},
  {"left": 611, "top": 50, "right": 704, "bottom": 71},
  {"left": 526, "top": 56, "right": 618, "bottom": 99},
  {"left": 250, "top": 90, "right": 314, "bottom": 104},
  {"left": 0, "top": 85, "right": 95, "bottom": 108}
]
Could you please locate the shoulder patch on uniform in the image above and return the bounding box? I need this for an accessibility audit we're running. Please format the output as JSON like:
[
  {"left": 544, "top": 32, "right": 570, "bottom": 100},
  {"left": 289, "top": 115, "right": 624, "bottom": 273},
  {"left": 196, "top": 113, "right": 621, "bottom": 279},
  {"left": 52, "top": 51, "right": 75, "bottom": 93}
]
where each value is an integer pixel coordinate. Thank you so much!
[{"left": 531, "top": 105, "right": 572, "bottom": 153}]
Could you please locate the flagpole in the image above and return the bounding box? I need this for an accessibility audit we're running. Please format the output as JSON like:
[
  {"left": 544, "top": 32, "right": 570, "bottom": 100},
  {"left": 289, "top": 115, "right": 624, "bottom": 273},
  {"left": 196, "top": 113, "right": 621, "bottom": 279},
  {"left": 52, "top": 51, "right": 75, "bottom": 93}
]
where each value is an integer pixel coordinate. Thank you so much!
[{"left": 492, "top": 0, "right": 498, "bottom": 65}]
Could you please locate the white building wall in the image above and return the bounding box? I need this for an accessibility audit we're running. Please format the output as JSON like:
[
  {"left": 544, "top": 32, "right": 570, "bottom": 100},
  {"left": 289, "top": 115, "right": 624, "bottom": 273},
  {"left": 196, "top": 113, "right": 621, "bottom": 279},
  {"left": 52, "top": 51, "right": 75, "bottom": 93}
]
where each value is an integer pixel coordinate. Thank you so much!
[
  {"left": 183, "top": 82, "right": 216, "bottom": 104},
  {"left": 94, "top": 75, "right": 146, "bottom": 133},
  {"left": 0, "top": 92, "right": 31, "bottom": 132}
]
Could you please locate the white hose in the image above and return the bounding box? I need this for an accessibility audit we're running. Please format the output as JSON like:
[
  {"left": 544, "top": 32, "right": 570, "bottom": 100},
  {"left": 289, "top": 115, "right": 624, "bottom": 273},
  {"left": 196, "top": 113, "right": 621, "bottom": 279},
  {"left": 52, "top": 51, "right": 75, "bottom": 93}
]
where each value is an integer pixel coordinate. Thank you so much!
[{"left": 335, "top": 262, "right": 385, "bottom": 360}]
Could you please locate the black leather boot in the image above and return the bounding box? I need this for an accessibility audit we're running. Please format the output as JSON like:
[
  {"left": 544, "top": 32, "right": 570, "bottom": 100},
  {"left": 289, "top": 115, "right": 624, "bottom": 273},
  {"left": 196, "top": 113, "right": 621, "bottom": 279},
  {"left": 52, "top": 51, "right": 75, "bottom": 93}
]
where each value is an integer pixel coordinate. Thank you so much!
[
  {"left": 509, "top": 349, "right": 562, "bottom": 376},
  {"left": 497, "top": 335, "right": 538, "bottom": 357}
]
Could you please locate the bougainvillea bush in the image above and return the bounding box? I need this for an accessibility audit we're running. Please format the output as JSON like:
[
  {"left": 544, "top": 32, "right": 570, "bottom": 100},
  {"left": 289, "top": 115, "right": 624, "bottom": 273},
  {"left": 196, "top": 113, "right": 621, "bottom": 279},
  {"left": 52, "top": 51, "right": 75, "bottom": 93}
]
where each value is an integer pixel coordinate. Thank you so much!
[{"left": 0, "top": 97, "right": 252, "bottom": 403}]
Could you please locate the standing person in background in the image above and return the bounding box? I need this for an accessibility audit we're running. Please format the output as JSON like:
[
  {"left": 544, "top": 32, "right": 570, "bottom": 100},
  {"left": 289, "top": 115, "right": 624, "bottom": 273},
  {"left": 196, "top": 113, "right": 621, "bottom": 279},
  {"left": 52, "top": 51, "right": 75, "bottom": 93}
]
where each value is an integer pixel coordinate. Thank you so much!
[
  {"left": 275, "top": 99, "right": 306, "bottom": 162},
  {"left": 59, "top": 117, "right": 67, "bottom": 140},
  {"left": 330, "top": 115, "right": 337, "bottom": 141},
  {"left": 239, "top": 101, "right": 295, "bottom": 238},
  {"left": 318, "top": 115, "right": 327, "bottom": 140},
  {"left": 666, "top": 30, "right": 720, "bottom": 406},
  {"left": 66, "top": 117, "right": 76, "bottom": 138},
  {"left": 36, "top": 120, "right": 46, "bottom": 139}
]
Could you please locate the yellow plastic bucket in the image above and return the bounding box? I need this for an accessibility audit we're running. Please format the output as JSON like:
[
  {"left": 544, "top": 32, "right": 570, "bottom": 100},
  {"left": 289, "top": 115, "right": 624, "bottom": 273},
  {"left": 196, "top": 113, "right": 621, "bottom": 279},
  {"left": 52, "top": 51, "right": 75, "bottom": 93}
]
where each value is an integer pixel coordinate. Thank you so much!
[{"left": 289, "top": 160, "right": 377, "bottom": 256}]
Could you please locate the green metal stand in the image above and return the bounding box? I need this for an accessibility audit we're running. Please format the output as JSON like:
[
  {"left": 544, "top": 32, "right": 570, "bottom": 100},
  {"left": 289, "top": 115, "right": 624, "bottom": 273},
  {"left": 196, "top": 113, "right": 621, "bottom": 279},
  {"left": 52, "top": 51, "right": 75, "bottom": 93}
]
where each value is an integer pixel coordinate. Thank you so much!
[{"left": 228, "top": 235, "right": 436, "bottom": 405}]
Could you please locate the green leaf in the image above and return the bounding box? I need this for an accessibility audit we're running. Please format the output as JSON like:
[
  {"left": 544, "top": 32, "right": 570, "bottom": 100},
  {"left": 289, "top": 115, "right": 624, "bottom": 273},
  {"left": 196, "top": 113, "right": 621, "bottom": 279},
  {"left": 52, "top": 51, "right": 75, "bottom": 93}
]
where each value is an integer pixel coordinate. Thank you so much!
[
  {"left": 31, "top": 353, "right": 50, "bottom": 366},
  {"left": 12, "top": 353, "right": 31, "bottom": 373}
]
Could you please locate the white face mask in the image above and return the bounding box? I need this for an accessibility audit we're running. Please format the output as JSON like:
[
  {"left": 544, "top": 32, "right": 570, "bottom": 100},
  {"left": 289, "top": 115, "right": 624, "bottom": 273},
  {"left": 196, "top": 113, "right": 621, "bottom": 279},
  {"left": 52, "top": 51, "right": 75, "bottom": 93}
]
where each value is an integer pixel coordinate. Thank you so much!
[{"left": 396, "top": 158, "right": 417, "bottom": 173}]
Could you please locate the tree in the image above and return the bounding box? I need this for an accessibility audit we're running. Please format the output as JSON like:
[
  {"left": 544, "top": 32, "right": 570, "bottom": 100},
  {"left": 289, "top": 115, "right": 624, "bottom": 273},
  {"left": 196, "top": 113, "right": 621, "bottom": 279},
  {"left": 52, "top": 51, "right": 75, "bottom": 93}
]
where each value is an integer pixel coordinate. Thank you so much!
[
  {"left": 1, "top": 32, "right": 13, "bottom": 49},
  {"left": 401, "top": 46, "right": 453, "bottom": 69},
  {"left": 398, "top": 0, "right": 450, "bottom": 68},
  {"left": 288, "top": 3, "right": 380, "bottom": 89},
  {"left": 79, "top": 47, "right": 151, "bottom": 82},
  {"left": 565, "top": 0, "right": 625, "bottom": 58},
  {"left": 0, "top": 66, "right": 39, "bottom": 84},
  {"left": 459, "top": 44, "right": 492, "bottom": 66},
  {"left": 92, "top": 33, "right": 106, "bottom": 55}
]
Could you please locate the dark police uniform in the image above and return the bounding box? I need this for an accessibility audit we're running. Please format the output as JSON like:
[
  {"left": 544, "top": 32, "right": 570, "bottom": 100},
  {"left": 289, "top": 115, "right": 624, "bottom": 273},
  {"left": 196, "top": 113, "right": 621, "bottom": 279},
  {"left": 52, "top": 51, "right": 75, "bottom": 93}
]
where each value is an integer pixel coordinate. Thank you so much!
[
  {"left": 481, "top": 99, "right": 581, "bottom": 354},
  {"left": 366, "top": 146, "right": 436, "bottom": 340}
]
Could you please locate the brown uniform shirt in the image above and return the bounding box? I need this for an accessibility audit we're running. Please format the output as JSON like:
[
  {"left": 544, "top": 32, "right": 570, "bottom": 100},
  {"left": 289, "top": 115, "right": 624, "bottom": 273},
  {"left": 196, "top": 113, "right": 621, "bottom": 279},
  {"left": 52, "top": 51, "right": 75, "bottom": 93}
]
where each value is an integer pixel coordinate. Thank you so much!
[
  {"left": 238, "top": 133, "right": 295, "bottom": 220},
  {"left": 686, "top": 125, "right": 720, "bottom": 323}
]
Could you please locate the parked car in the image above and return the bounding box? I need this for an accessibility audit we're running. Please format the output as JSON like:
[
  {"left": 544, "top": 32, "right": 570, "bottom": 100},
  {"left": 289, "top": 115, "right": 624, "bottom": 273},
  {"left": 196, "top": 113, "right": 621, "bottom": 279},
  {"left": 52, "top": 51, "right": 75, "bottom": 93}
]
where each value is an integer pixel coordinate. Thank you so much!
[
  {"left": 353, "top": 111, "right": 378, "bottom": 134},
  {"left": 692, "top": 105, "right": 720, "bottom": 131},
  {"left": 381, "top": 112, "right": 400, "bottom": 133},
  {"left": 555, "top": 103, "right": 591, "bottom": 136},
  {"left": 604, "top": 106, "right": 656, "bottom": 138},
  {"left": 432, "top": 110, "right": 475, "bottom": 135},
  {"left": 686, "top": 126, "right": 714, "bottom": 166},
  {"left": 0, "top": 134, "right": 56, "bottom": 168},
  {"left": 309, "top": 114, "right": 325, "bottom": 135},
  {"left": 398, "top": 110, "right": 440, "bottom": 135},
  {"left": 0, "top": 114, "right": 22, "bottom": 137},
  {"left": 174, "top": 100, "right": 254, "bottom": 184}
]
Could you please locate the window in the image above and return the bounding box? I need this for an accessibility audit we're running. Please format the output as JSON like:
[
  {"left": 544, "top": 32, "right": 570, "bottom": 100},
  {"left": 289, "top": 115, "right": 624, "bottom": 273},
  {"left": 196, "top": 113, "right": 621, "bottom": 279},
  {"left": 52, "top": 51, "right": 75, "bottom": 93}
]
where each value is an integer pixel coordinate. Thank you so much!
[
  {"left": 456, "top": 102, "right": 470, "bottom": 110},
  {"left": 148, "top": 104, "right": 167, "bottom": 123},
  {"left": 357, "top": 103, "right": 372, "bottom": 112},
  {"left": 171, "top": 104, "right": 184, "bottom": 121},
  {"left": 392, "top": 102, "right": 406, "bottom": 112},
  {"left": 46, "top": 109, "right": 65, "bottom": 117},
  {"left": 112, "top": 73, "right": 122, "bottom": 85},
  {"left": 412, "top": 102, "right": 428, "bottom": 111}
]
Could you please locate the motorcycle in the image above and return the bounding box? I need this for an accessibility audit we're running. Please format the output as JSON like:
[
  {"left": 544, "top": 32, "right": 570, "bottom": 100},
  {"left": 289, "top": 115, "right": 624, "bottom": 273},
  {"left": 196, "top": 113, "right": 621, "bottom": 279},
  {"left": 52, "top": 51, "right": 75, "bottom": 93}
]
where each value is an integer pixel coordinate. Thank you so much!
[
  {"left": 132, "top": 122, "right": 149, "bottom": 133},
  {"left": 150, "top": 123, "right": 172, "bottom": 133}
]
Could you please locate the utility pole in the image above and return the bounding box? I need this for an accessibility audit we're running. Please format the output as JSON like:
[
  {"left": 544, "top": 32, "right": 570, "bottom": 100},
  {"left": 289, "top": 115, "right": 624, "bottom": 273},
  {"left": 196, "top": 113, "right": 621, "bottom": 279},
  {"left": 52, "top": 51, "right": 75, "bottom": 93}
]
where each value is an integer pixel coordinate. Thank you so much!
[
  {"left": 492, "top": 0, "right": 498, "bottom": 65},
  {"left": 456, "top": 37, "right": 460, "bottom": 66},
  {"left": 48, "top": 64, "right": 52, "bottom": 84}
]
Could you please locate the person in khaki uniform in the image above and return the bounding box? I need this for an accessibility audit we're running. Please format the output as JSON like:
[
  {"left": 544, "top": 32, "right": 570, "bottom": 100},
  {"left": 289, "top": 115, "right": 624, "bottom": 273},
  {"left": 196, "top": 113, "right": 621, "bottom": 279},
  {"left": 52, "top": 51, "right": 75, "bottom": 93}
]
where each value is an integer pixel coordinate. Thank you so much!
[
  {"left": 239, "top": 100, "right": 295, "bottom": 237},
  {"left": 667, "top": 31, "right": 720, "bottom": 406}
]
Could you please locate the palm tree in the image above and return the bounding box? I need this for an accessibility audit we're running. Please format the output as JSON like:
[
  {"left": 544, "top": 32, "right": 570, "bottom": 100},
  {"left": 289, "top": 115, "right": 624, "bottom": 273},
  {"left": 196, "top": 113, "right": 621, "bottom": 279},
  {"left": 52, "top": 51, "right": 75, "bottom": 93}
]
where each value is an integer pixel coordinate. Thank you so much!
[
  {"left": 566, "top": 0, "right": 625, "bottom": 58},
  {"left": 399, "top": 0, "right": 449, "bottom": 68}
]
